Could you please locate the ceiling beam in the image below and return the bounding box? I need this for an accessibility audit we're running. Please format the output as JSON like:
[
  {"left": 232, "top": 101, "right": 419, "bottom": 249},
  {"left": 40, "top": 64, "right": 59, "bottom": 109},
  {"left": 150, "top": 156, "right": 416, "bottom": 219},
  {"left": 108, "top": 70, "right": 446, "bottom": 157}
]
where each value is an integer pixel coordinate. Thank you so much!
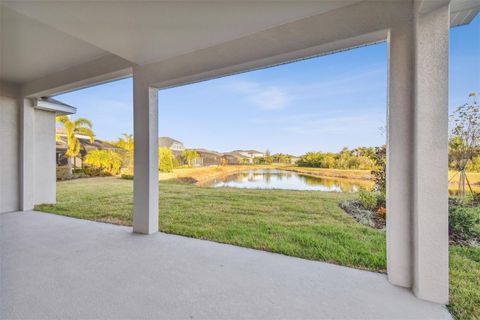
[
  {"left": 21, "top": 54, "right": 133, "bottom": 98},
  {"left": 137, "top": 0, "right": 410, "bottom": 89}
]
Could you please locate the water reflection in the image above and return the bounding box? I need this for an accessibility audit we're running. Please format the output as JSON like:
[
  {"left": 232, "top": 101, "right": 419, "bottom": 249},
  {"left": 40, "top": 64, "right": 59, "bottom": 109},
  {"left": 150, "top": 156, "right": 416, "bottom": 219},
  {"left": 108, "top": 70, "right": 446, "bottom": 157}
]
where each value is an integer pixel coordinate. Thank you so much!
[{"left": 204, "top": 169, "right": 373, "bottom": 192}]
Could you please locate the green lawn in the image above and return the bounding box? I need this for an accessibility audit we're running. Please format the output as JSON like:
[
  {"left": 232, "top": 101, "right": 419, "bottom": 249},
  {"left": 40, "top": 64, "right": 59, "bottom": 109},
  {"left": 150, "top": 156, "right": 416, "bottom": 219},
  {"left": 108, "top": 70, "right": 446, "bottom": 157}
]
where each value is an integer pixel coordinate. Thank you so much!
[{"left": 35, "top": 177, "right": 479, "bottom": 320}]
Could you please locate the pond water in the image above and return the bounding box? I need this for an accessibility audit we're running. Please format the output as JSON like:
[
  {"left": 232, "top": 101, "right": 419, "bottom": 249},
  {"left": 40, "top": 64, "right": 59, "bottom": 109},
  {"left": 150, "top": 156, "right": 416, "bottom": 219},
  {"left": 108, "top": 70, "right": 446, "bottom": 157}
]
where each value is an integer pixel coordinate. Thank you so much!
[{"left": 203, "top": 169, "right": 373, "bottom": 192}]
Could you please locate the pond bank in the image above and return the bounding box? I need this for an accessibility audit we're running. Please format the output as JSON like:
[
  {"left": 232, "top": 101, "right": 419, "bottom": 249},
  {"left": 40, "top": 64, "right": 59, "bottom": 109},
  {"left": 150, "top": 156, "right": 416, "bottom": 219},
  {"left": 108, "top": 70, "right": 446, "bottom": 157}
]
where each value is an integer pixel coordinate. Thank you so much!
[
  {"left": 160, "top": 165, "right": 375, "bottom": 185},
  {"left": 159, "top": 165, "right": 279, "bottom": 184}
]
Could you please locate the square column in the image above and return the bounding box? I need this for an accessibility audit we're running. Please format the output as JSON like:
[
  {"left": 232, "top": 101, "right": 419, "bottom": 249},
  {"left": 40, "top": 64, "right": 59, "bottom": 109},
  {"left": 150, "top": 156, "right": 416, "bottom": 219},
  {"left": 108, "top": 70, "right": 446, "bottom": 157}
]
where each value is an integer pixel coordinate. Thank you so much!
[
  {"left": 387, "top": 15, "right": 415, "bottom": 289},
  {"left": 20, "top": 97, "right": 35, "bottom": 211},
  {"left": 387, "top": 2, "right": 449, "bottom": 304},
  {"left": 412, "top": 4, "right": 449, "bottom": 304},
  {"left": 133, "top": 68, "right": 159, "bottom": 234}
]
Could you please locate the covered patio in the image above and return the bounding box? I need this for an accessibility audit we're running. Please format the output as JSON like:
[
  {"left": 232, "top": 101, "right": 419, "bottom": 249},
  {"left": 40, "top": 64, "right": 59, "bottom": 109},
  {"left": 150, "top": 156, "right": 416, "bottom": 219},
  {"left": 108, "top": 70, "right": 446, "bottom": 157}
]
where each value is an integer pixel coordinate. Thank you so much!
[
  {"left": 1, "top": 211, "right": 451, "bottom": 319},
  {"left": 1, "top": 0, "right": 480, "bottom": 318}
]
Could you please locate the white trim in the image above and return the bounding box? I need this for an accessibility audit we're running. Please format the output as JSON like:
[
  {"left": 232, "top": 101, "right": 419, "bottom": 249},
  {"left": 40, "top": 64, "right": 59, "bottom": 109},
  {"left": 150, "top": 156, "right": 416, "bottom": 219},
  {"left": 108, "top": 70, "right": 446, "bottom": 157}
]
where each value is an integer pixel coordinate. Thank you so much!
[{"left": 34, "top": 99, "right": 77, "bottom": 115}]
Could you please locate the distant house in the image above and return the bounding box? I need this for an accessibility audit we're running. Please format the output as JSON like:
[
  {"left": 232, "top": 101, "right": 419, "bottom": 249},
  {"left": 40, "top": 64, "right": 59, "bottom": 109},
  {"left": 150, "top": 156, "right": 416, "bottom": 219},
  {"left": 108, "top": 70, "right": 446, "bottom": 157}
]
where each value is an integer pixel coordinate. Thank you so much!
[
  {"left": 221, "top": 152, "right": 249, "bottom": 165},
  {"left": 159, "top": 137, "right": 184, "bottom": 152},
  {"left": 159, "top": 137, "right": 185, "bottom": 163},
  {"left": 231, "top": 150, "right": 265, "bottom": 164},
  {"left": 56, "top": 128, "right": 122, "bottom": 167},
  {"left": 192, "top": 149, "right": 223, "bottom": 167}
]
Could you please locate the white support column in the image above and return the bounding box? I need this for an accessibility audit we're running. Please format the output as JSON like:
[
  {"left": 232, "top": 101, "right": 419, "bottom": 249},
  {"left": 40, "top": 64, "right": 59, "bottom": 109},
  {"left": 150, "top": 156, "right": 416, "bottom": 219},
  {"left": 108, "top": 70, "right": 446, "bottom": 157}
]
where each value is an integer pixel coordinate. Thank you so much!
[
  {"left": 387, "top": 2, "right": 449, "bottom": 304},
  {"left": 133, "top": 67, "right": 159, "bottom": 234},
  {"left": 412, "top": 4, "right": 450, "bottom": 304},
  {"left": 19, "top": 97, "right": 35, "bottom": 211},
  {"left": 387, "top": 16, "right": 415, "bottom": 289}
]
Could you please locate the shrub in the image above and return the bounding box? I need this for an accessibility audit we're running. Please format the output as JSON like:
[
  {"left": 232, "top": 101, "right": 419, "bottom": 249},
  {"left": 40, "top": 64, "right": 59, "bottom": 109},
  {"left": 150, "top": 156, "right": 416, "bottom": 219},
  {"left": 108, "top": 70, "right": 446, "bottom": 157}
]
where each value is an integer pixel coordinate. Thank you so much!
[
  {"left": 159, "top": 147, "right": 175, "bottom": 172},
  {"left": 376, "top": 191, "right": 386, "bottom": 208},
  {"left": 56, "top": 166, "right": 71, "bottom": 181},
  {"left": 371, "top": 145, "right": 386, "bottom": 193},
  {"left": 121, "top": 174, "right": 134, "bottom": 180},
  {"left": 83, "top": 166, "right": 107, "bottom": 177},
  {"left": 376, "top": 207, "right": 387, "bottom": 220},
  {"left": 84, "top": 150, "right": 122, "bottom": 175},
  {"left": 358, "top": 188, "right": 378, "bottom": 211},
  {"left": 449, "top": 206, "right": 480, "bottom": 241}
]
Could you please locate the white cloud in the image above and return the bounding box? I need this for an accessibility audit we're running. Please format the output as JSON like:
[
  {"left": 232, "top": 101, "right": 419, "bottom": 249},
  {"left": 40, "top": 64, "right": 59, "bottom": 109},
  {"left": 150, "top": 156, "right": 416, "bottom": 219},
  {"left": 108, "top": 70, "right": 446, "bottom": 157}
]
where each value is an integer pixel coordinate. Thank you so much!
[{"left": 228, "top": 81, "right": 291, "bottom": 110}]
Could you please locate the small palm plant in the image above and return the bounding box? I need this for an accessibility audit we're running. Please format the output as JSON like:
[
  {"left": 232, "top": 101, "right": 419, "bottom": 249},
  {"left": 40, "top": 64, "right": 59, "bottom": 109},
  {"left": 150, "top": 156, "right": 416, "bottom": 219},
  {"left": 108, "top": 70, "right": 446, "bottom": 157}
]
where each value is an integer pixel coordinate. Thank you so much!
[{"left": 56, "top": 115, "right": 95, "bottom": 173}]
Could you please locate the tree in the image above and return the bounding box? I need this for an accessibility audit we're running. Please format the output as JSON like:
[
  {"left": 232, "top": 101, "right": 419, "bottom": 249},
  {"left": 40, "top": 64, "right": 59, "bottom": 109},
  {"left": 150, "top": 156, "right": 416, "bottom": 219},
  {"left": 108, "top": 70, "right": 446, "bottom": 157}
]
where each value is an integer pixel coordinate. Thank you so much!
[
  {"left": 181, "top": 149, "right": 200, "bottom": 167},
  {"left": 159, "top": 147, "right": 175, "bottom": 172},
  {"left": 264, "top": 149, "right": 273, "bottom": 164},
  {"left": 112, "top": 133, "right": 134, "bottom": 172},
  {"left": 56, "top": 115, "right": 95, "bottom": 173},
  {"left": 449, "top": 93, "right": 479, "bottom": 197},
  {"left": 84, "top": 150, "right": 122, "bottom": 175}
]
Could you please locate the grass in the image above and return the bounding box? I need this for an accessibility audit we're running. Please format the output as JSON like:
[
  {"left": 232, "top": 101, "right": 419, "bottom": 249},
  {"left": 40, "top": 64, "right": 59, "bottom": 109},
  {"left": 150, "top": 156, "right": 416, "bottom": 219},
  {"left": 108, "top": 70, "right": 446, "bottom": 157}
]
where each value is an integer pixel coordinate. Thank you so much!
[
  {"left": 449, "top": 246, "right": 480, "bottom": 320},
  {"left": 35, "top": 176, "right": 479, "bottom": 319},
  {"left": 449, "top": 171, "right": 480, "bottom": 194}
]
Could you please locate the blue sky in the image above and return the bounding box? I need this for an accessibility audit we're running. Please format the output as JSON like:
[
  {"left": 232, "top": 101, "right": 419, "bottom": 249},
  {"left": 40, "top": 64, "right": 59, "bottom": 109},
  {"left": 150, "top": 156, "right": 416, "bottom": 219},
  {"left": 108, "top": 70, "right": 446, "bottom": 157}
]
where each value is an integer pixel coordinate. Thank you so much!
[{"left": 56, "top": 15, "right": 479, "bottom": 155}]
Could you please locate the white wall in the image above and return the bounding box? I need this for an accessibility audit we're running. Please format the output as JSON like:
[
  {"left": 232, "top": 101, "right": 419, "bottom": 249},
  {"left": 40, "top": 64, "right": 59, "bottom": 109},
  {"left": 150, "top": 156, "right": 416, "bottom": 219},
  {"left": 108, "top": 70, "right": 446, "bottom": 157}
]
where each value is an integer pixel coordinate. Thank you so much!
[
  {"left": 0, "top": 85, "right": 57, "bottom": 213},
  {"left": 0, "top": 94, "right": 19, "bottom": 213},
  {"left": 34, "top": 109, "right": 56, "bottom": 204}
]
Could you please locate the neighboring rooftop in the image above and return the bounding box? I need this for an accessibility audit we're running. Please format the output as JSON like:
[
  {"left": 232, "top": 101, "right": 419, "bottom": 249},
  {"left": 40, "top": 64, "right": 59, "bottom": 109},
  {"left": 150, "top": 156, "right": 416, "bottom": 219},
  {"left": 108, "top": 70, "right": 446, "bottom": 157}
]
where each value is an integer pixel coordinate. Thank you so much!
[{"left": 159, "top": 137, "right": 183, "bottom": 149}]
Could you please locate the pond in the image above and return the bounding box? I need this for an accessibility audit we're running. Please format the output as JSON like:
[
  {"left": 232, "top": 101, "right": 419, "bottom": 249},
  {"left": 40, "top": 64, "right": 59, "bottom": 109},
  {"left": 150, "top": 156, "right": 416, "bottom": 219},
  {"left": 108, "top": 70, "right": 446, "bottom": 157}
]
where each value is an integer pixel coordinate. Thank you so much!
[{"left": 203, "top": 169, "right": 373, "bottom": 192}]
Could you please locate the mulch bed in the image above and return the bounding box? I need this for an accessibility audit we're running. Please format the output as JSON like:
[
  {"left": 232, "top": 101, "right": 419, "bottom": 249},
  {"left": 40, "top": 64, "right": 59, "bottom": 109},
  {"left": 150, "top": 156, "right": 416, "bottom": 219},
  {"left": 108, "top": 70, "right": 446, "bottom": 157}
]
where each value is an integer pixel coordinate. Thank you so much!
[{"left": 339, "top": 200, "right": 386, "bottom": 230}]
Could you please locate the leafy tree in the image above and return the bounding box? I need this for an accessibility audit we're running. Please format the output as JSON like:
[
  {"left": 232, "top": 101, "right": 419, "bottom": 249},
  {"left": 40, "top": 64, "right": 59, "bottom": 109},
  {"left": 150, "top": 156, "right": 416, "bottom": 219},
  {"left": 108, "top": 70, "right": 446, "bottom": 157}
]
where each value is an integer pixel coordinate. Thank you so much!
[
  {"left": 56, "top": 115, "right": 95, "bottom": 173},
  {"left": 159, "top": 147, "right": 175, "bottom": 172},
  {"left": 112, "top": 133, "right": 134, "bottom": 172},
  {"left": 449, "top": 93, "right": 480, "bottom": 197},
  {"left": 264, "top": 149, "right": 273, "bottom": 164},
  {"left": 181, "top": 149, "right": 200, "bottom": 167},
  {"left": 466, "top": 155, "right": 480, "bottom": 172},
  {"left": 84, "top": 150, "right": 122, "bottom": 175}
]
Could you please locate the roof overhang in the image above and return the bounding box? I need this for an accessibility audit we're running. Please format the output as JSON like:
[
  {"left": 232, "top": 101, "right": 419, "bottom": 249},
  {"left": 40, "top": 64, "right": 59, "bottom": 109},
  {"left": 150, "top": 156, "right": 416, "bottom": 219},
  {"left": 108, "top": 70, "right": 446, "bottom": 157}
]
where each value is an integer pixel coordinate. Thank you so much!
[
  {"left": 34, "top": 98, "right": 76, "bottom": 115},
  {"left": 1, "top": 0, "right": 479, "bottom": 98}
]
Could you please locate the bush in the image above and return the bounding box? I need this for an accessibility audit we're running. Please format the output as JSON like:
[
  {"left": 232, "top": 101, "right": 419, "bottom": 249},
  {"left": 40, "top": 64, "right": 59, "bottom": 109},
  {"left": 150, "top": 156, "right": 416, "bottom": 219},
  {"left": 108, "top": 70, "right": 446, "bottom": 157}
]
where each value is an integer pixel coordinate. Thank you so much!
[
  {"left": 84, "top": 150, "right": 122, "bottom": 175},
  {"left": 358, "top": 188, "right": 378, "bottom": 211},
  {"left": 83, "top": 166, "right": 108, "bottom": 177},
  {"left": 159, "top": 147, "right": 175, "bottom": 172},
  {"left": 376, "top": 191, "right": 386, "bottom": 208},
  {"left": 121, "top": 174, "right": 134, "bottom": 180},
  {"left": 56, "top": 166, "right": 71, "bottom": 181},
  {"left": 449, "top": 206, "right": 480, "bottom": 241},
  {"left": 357, "top": 188, "right": 386, "bottom": 212}
]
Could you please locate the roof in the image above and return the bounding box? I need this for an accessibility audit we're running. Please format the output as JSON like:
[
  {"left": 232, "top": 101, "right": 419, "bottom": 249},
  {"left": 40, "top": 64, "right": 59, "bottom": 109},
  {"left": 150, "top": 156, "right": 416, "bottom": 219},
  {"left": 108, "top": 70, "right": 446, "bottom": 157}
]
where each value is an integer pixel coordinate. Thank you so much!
[
  {"left": 56, "top": 135, "right": 120, "bottom": 152},
  {"left": 159, "top": 137, "right": 183, "bottom": 148},
  {"left": 223, "top": 152, "right": 247, "bottom": 159},
  {"left": 232, "top": 150, "right": 264, "bottom": 155},
  {"left": 193, "top": 148, "right": 223, "bottom": 157}
]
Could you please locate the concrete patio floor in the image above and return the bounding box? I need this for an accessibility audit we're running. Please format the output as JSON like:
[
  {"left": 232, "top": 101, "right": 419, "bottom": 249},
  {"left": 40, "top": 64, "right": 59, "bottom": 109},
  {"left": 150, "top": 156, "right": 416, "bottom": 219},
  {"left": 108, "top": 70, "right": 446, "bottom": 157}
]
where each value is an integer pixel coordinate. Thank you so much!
[{"left": 1, "top": 211, "right": 451, "bottom": 319}]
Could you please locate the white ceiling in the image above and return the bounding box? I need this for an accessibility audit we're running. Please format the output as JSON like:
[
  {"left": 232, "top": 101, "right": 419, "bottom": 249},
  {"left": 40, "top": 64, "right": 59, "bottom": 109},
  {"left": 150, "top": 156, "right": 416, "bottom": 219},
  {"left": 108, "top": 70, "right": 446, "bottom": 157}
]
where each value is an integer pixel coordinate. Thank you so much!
[
  {"left": 1, "top": 1, "right": 360, "bottom": 68},
  {"left": 1, "top": 0, "right": 478, "bottom": 85},
  {"left": 0, "top": 6, "right": 109, "bottom": 84}
]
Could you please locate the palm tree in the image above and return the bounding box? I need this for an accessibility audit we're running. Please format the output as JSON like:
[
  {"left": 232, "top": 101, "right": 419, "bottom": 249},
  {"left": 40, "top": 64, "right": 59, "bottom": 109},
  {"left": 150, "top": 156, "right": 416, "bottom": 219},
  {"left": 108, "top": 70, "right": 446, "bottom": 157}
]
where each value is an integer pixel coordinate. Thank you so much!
[
  {"left": 113, "top": 133, "right": 134, "bottom": 169},
  {"left": 56, "top": 115, "right": 95, "bottom": 173}
]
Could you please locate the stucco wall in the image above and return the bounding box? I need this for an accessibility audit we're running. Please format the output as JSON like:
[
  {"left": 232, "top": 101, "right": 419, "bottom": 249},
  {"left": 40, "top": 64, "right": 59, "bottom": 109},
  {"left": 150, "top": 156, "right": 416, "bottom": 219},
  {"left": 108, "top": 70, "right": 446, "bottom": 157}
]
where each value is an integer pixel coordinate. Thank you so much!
[
  {"left": 34, "top": 109, "right": 56, "bottom": 205},
  {"left": 0, "top": 94, "right": 19, "bottom": 213}
]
